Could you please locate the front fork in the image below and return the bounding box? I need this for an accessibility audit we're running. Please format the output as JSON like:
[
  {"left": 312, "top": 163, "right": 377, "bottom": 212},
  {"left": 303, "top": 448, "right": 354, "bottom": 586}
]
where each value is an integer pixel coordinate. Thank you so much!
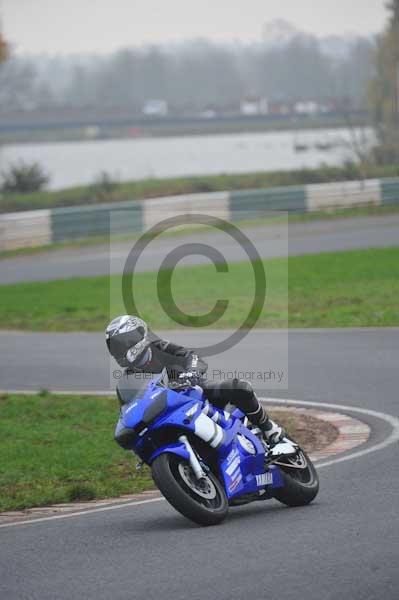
[{"left": 178, "top": 435, "right": 205, "bottom": 480}]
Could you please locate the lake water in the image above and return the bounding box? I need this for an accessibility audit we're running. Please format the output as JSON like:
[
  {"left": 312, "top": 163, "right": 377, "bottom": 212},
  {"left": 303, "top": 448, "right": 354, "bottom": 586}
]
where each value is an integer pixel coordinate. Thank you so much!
[{"left": 0, "top": 128, "right": 374, "bottom": 191}]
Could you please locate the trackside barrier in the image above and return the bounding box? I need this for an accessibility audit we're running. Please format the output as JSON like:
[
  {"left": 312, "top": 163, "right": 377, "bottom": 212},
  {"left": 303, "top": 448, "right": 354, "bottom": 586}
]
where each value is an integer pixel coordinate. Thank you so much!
[
  {"left": 380, "top": 178, "right": 399, "bottom": 206},
  {"left": 0, "top": 209, "right": 51, "bottom": 251},
  {"left": 229, "top": 186, "right": 306, "bottom": 220},
  {"left": 0, "top": 177, "right": 398, "bottom": 251},
  {"left": 306, "top": 180, "right": 381, "bottom": 211},
  {"left": 51, "top": 200, "right": 143, "bottom": 243},
  {"left": 142, "top": 191, "right": 229, "bottom": 231}
]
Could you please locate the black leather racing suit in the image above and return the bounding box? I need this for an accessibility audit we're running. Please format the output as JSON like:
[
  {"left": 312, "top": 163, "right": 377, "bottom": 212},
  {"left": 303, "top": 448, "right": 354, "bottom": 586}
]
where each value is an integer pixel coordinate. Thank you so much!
[{"left": 116, "top": 333, "right": 270, "bottom": 430}]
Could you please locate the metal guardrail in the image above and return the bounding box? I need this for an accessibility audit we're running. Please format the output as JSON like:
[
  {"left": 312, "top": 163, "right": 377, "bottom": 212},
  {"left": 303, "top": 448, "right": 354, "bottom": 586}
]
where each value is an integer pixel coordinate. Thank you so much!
[
  {"left": 1, "top": 177, "right": 398, "bottom": 251},
  {"left": 51, "top": 200, "right": 143, "bottom": 243}
]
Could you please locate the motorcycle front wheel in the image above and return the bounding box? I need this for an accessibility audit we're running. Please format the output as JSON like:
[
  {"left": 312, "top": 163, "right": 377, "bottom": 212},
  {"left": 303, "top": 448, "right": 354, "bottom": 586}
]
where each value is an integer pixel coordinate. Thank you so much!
[
  {"left": 152, "top": 453, "right": 228, "bottom": 526},
  {"left": 273, "top": 449, "right": 319, "bottom": 507}
]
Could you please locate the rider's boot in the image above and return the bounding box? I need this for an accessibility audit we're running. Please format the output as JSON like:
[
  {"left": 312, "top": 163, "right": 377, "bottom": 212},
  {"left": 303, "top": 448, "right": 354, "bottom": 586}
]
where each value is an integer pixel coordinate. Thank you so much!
[
  {"left": 247, "top": 399, "right": 286, "bottom": 445},
  {"left": 260, "top": 417, "right": 286, "bottom": 446}
]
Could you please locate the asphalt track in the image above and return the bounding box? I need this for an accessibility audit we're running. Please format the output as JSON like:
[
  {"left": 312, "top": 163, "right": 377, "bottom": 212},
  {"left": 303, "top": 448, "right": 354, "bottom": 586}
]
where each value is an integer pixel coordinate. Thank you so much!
[
  {"left": 1, "top": 328, "right": 399, "bottom": 599},
  {"left": 1, "top": 214, "right": 398, "bottom": 598},
  {"left": 1, "top": 214, "right": 399, "bottom": 284}
]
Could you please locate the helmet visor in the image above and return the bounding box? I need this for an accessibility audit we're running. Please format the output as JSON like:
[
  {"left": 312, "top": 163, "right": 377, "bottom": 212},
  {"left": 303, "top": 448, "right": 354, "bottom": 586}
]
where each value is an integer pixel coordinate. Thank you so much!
[{"left": 108, "top": 327, "right": 146, "bottom": 361}]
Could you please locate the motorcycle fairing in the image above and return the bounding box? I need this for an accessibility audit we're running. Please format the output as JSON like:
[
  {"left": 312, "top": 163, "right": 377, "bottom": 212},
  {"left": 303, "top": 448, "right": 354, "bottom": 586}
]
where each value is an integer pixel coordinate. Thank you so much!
[
  {"left": 149, "top": 442, "right": 190, "bottom": 464},
  {"left": 219, "top": 424, "right": 283, "bottom": 499},
  {"left": 115, "top": 373, "right": 284, "bottom": 501}
]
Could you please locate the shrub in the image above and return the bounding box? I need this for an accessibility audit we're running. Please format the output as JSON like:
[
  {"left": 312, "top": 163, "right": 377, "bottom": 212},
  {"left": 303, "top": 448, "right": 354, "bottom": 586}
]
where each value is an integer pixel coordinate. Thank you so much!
[
  {"left": 1, "top": 161, "right": 50, "bottom": 194},
  {"left": 91, "top": 171, "right": 118, "bottom": 201},
  {"left": 370, "top": 140, "right": 399, "bottom": 165}
]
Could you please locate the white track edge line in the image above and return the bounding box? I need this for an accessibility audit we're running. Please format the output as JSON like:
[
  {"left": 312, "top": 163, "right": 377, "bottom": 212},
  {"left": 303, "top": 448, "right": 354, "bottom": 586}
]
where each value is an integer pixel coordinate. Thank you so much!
[
  {"left": 0, "top": 498, "right": 164, "bottom": 529},
  {"left": 263, "top": 398, "right": 399, "bottom": 469},
  {"left": 1, "top": 397, "right": 398, "bottom": 530}
]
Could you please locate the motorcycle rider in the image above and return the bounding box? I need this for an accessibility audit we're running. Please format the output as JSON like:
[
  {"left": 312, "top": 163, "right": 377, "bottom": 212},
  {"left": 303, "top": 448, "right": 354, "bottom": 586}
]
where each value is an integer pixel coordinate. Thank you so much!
[{"left": 106, "top": 315, "right": 285, "bottom": 445}]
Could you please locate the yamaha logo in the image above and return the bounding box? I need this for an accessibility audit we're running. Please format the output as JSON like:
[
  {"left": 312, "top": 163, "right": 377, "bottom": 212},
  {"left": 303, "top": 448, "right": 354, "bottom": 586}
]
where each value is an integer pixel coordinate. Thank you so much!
[{"left": 256, "top": 472, "right": 273, "bottom": 486}]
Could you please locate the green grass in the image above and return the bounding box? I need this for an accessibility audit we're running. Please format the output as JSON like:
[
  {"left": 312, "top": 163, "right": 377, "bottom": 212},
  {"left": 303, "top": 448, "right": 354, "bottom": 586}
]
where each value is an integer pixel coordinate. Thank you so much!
[
  {"left": 0, "top": 393, "right": 331, "bottom": 512},
  {"left": 0, "top": 393, "right": 152, "bottom": 512},
  {"left": 1, "top": 247, "right": 399, "bottom": 331},
  {"left": 2, "top": 202, "right": 399, "bottom": 260},
  {"left": 1, "top": 163, "right": 398, "bottom": 213}
]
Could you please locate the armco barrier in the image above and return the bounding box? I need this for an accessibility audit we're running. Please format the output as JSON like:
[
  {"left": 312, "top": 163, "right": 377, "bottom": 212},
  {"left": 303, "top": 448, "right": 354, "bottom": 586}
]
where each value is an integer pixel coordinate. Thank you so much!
[
  {"left": 306, "top": 179, "right": 381, "bottom": 211},
  {"left": 230, "top": 185, "right": 306, "bottom": 220},
  {"left": 380, "top": 178, "right": 399, "bottom": 206},
  {"left": 51, "top": 200, "right": 143, "bottom": 242},
  {"left": 142, "top": 191, "right": 229, "bottom": 231},
  {"left": 0, "top": 209, "right": 51, "bottom": 251},
  {"left": 1, "top": 177, "right": 399, "bottom": 251}
]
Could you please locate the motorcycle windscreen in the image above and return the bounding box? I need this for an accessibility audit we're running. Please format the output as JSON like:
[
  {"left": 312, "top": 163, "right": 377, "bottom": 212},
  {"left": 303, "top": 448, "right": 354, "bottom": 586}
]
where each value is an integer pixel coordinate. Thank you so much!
[{"left": 122, "top": 389, "right": 168, "bottom": 430}]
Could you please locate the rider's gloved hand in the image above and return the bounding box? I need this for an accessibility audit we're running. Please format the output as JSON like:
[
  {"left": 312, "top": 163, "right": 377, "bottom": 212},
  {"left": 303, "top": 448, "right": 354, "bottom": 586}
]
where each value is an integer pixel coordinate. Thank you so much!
[{"left": 178, "top": 371, "right": 204, "bottom": 386}]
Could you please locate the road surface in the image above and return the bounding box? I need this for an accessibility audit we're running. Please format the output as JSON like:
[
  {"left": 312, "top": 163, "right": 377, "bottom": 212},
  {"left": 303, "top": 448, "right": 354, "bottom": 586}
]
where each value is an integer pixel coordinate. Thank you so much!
[
  {"left": 1, "top": 214, "right": 399, "bottom": 284},
  {"left": 0, "top": 328, "right": 398, "bottom": 600}
]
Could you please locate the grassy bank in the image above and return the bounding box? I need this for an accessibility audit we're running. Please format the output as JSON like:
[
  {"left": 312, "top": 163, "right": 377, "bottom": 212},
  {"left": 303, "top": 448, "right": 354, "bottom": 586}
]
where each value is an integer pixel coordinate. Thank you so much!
[
  {"left": 0, "top": 392, "right": 336, "bottom": 512},
  {"left": 1, "top": 163, "right": 399, "bottom": 213},
  {"left": 1, "top": 247, "right": 398, "bottom": 331}
]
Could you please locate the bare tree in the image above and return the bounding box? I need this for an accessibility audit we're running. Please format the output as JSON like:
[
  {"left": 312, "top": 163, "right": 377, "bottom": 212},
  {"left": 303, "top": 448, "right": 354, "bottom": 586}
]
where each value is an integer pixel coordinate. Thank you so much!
[
  {"left": 0, "top": 31, "right": 376, "bottom": 115},
  {"left": 368, "top": 0, "right": 399, "bottom": 163},
  {"left": 0, "top": 31, "right": 7, "bottom": 63}
]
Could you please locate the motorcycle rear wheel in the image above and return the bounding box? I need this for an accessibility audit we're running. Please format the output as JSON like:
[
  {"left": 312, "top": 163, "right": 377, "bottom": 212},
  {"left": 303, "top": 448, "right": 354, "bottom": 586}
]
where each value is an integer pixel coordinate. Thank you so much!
[
  {"left": 152, "top": 453, "right": 228, "bottom": 526},
  {"left": 273, "top": 449, "right": 319, "bottom": 507}
]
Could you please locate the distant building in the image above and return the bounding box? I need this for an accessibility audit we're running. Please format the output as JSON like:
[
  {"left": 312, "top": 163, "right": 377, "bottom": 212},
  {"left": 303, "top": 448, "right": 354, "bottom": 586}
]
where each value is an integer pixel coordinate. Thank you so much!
[
  {"left": 294, "top": 101, "right": 320, "bottom": 116},
  {"left": 142, "top": 99, "right": 168, "bottom": 117},
  {"left": 268, "top": 101, "right": 291, "bottom": 115},
  {"left": 84, "top": 125, "right": 100, "bottom": 139},
  {"left": 240, "top": 97, "right": 269, "bottom": 116},
  {"left": 199, "top": 108, "right": 217, "bottom": 119}
]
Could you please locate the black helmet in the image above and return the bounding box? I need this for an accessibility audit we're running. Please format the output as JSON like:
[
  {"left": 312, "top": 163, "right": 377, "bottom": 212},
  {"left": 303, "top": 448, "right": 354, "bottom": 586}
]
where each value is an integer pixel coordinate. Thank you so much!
[{"left": 106, "top": 315, "right": 149, "bottom": 368}]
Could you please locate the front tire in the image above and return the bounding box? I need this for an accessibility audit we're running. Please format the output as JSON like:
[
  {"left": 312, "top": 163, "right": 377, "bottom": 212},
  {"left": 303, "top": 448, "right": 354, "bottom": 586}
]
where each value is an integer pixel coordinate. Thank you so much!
[
  {"left": 152, "top": 453, "right": 228, "bottom": 526},
  {"left": 273, "top": 449, "right": 319, "bottom": 507}
]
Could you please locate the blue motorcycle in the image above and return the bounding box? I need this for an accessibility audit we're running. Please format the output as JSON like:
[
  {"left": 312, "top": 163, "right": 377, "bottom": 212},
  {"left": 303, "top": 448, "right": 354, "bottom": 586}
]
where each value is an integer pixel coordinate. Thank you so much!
[{"left": 115, "top": 369, "right": 319, "bottom": 526}]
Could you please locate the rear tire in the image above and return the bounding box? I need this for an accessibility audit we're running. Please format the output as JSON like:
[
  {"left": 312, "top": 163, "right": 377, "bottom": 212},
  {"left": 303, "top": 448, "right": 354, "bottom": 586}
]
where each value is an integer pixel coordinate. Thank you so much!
[
  {"left": 152, "top": 453, "right": 228, "bottom": 526},
  {"left": 273, "top": 450, "right": 319, "bottom": 507}
]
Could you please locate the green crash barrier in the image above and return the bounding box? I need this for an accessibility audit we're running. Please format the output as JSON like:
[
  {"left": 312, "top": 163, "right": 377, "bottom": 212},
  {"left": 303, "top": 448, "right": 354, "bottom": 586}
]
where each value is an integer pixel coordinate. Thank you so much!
[
  {"left": 380, "top": 177, "right": 399, "bottom": 207},
  {"left": 2, "top": 177, "right": 399, "bottom": 251},
  {"left": 51, "top": 200, "right": 143, "bottom": 243},
  {"left": 229, "top": 185, "right": 306, "bottom": 220}
]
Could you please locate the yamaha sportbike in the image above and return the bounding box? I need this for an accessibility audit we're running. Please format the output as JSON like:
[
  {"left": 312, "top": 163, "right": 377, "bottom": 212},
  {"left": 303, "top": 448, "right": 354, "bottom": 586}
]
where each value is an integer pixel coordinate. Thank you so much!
[{"left": 115, "top": 369, "right": 319, "bottom": 526}]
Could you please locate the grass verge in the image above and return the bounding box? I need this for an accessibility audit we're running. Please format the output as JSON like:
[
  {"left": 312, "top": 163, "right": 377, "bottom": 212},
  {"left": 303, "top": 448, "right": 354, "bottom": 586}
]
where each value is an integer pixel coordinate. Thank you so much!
[
  {"left": 1, "top": 163, "right": 398, "bottom": 214},
  {"left": 0, "top": 392, "right": 337, "bottom": 512},
  {"left": 1, "top": 247, "right": 399, "bottom": 330}
]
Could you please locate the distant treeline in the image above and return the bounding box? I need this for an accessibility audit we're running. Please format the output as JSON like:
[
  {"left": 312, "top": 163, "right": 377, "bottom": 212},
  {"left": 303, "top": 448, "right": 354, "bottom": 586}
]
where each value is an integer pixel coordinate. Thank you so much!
[{"left": 0, "top": 34, "right": 375, "bottom": 114}]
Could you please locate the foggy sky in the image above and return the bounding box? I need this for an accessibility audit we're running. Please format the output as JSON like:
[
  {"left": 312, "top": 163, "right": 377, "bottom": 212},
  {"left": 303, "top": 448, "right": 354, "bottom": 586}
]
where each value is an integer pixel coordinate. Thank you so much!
[{"left": 1, "top": 0, "right": 387, "bottom": 55}]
